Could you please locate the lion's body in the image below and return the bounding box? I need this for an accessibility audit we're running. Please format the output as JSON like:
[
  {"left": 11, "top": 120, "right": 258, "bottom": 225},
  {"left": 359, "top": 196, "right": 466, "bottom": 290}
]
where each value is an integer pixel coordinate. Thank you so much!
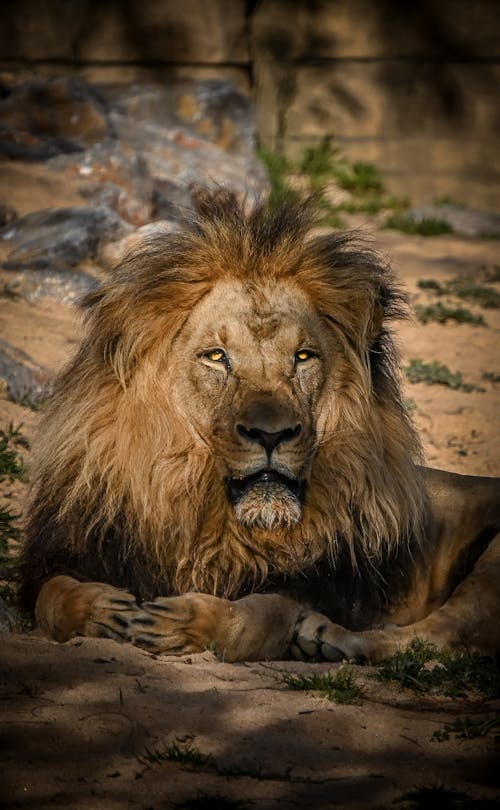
[{"left": 22, "top": 193, "right": 500, "bottom": 662}]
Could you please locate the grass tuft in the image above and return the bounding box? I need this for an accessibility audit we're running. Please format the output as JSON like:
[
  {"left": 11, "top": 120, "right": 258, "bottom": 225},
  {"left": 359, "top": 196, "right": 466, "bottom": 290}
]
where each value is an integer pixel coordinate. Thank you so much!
[
  {"left": 414, "top": 302, "right": 485, "bottom": 326},
  {"left": 417, "top": 276, "right": 500, "bottom": 309},
  {"left": 282, "top": 666, "right": 363, "bottom": 704},
  {"left": 404, "top": 359, "right": 485, "bottom": 392},
  {"left": 0, "top": 423, "right": 27, "bottom": 482},
  {"left": 141, "top": 740, "right": 211, "bottom": 769},
  {"left": 376, "top": 639, "right": 500, "bottom": 699},
  {"left": 386, "top": 214, "right": 453, "bottom": 236},
  {"left": 432, "top": 714, "right": 500, "bottom": 743}
]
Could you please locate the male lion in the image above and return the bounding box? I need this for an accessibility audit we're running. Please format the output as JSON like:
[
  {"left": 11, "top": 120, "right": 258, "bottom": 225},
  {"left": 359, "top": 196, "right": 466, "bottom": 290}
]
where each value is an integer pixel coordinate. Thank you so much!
[{"left": 22, "top": 192, "right": 500, "bottom": 663}]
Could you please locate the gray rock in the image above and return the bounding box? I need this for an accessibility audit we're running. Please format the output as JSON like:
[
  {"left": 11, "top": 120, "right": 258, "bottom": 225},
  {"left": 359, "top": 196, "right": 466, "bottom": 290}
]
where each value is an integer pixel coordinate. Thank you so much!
[
  {"left": 1, "top": 206, "right": 132, "bottom": 270},
  {"left": 104, "top": 80, "right": 259, "bottom": 158},
  {"left": 0, "top": 76, "right": 110, "bottom": 161},
  {"left": 0, "top": 338, "right": 52, "bottom": 407},
  {"left": 408, "top": 205, "right": 500, "bottom": 238}
]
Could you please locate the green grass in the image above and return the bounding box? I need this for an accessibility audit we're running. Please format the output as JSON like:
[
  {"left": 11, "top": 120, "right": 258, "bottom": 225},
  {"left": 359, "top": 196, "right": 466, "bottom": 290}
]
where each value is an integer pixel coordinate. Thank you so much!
[
  {"left": 0, "top": 424, "right": 27, "bottom": 482},
  {"left": 260, "top": 139, "right": 394, "bottom": 222},
  {"left": 432, "top": 714, "right": 500, "bottom": 742},
  {"left": 483, "top": 371, "right": 500, "bottom": 383},
  {"left": 386, "top": 214, "right": 453, "bottom": 236},
  {"left": 141, "top": 741, "right": 211, "bottom": 769},
  {"left": 414, "top": 302, "right": 485, "bottom": 326},
  {"left": 257, "top": 146, "right": 301, "bottom": 210},
  {"left": 282, "top": 666, "right": 363, "bottom": 704},
  {"left": 404, "top": 359, "right": 485, "bottom": 393},
  {"left": 417, "top": 276, "right": 500, "bottom": 309},
  {"left": 376, "top": 639, "right": 500, "bottom": 699},
  {"left": 394, "top": 785, "right": 500, "bottom": 809}
]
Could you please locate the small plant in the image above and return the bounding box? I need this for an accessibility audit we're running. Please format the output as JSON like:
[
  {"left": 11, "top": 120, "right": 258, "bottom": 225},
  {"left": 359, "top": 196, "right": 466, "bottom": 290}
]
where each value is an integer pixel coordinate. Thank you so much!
[
  {"left": 333, "top": 161, "right": 383, "bottom": 194},
  {"left": 376, "top": 639, "right": 500, "bottom": 699},
  {"left": 299, "top": 138, "right": 342, "bottom": 186},
  {"left": 483, "top": 371, "right": 500, "bottom": 383},
  {"left": 0, "top": 424, "right": 27, "bottom": 482},
  {"left": 141, "top": 740, "right": 211, "bottom": 769},
  {"left": 432, "top": 714, "right": 500, "bottom": 742},
  {"left": 404, "top": 359, "right": 484, "bottom": 393},
  {"left": 417, "top": 275, "right": 500, "bottom": 309},
  {"left": 414, "top": 302, "right": 485, "bottom": 326},
  {"left": 258, "top": 146, "right": 301, "bottom": 210},
  {"left": 282, "top": 666, "right": 363, "bottom": 704},
  {"left": 394, "top": 785, "right": 500, "bottom": 809},
  {"left": 386, "top": 214, "right": 453, "bottom": 236}
]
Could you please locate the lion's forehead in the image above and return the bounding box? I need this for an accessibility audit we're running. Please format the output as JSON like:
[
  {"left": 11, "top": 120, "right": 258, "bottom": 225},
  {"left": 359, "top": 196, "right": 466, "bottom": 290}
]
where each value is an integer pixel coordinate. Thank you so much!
[{"left": 181, "top": 280, "right": 323, "bottom": 351}]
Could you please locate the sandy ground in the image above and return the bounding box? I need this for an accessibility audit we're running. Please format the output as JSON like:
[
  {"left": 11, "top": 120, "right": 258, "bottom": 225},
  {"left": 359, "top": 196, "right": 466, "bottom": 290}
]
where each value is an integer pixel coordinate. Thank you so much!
[{"left": 0, "top": 207, "right": 499, "bottom": 807}]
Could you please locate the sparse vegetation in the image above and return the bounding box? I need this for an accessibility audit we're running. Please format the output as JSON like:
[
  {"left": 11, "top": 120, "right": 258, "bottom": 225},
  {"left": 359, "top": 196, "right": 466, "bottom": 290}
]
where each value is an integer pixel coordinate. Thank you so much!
[
  {"left": 376, "top": 639, "right": 500, "bottom": 699},
  {"left": 404, "top": 359, "right": 485, "bottom": 393},
  {"left": 141, "top": 740, "right": 211, "bottom": 769},
  {"left": 386, "top": 214, "right": 453, "bottom": 236},
  {"left": 483, "top": 371, "right": 500, "bottom": 383},
  {"left": 0, "top": 423, "right": 27, "bottom": 482},
  {"left": 282, "top": 666, "right": 363, "bottom": 704},
  {"left": 417, "top": 276, "right": 500, "bottom": 309},
  {"left": 259, "top": 139, "right": 406, "bottom": 223},
  {"left": 394, "top": 785, "right": 500, "bottom": 809},
  {"left": 432, "top": 714, "right": 500, "bottom": 742},
  {"left": 414, "top": 302, "right": 485, "bottom": 326}
]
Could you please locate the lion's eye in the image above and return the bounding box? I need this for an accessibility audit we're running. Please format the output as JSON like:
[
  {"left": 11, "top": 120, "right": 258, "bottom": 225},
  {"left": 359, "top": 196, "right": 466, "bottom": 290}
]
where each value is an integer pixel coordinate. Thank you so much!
[
  {"left": 295, "top": 349, "right": 317, "bottom": 364},
  {"left": 202, "top": 348, "right": 229, "bottom": 365}
]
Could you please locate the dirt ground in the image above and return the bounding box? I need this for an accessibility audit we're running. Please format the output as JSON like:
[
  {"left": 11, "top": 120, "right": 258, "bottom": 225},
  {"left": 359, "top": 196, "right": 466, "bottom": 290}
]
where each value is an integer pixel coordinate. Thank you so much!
[{"left": 0, "top": 209, "right": 499, "bottom": 808}]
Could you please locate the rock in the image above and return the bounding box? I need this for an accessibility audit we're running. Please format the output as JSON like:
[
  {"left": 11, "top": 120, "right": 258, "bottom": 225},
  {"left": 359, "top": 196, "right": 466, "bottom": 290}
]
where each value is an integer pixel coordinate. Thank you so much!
[
  {"left": 105, "top": 79, "right": 260, "bottom": 158},
  {"left": 1, "top": 267, "right": 98, "bottom": 303},
  {"left": 407, "top": 205, "right": 500, "bottom": 238},
  {"left": 50, "top": 141, "right": 155, "bottom": 226},
  {"left": 0, "top": 338, "right": 52, "bottom": 406},
  {"left": 0, "top": 76, "right": 110, "bottom": 161},
  {"left": 100, "top": 221, "right": 180, "bottom": 269},
  {"left": 1, "top": 206, "right": 132, "bottom": 270}
]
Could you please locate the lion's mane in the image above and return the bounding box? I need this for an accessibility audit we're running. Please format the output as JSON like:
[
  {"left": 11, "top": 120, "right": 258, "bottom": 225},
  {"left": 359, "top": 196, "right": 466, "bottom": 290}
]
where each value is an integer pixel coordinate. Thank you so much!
[{"left": 23, "top": 192, "right": 425, "bottom": 610}]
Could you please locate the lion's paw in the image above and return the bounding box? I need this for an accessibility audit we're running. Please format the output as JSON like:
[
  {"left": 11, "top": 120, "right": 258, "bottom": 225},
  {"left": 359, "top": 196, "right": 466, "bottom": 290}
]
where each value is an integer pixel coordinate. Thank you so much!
[
  {"left": 83, "top": 585, "right": 142, "bottom": 642},
  {"left": 291, "top": 611, "right": 367, "bottom": 663},
  {"left": 125, "top": 593, "right": 228, "bottom": 655}
]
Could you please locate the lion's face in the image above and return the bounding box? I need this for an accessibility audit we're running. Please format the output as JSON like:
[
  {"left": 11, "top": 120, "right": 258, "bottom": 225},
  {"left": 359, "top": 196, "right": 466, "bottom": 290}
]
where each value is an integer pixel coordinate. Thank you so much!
[{"left": 169, "top": 279, "right": 336, "bottom": 530}]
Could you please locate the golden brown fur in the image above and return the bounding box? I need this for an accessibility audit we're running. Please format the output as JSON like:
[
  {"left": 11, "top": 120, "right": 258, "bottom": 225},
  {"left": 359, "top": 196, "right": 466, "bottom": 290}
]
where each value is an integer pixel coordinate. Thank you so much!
[{"left": 22, "top": 192, "right": 500, "bottom": 662}]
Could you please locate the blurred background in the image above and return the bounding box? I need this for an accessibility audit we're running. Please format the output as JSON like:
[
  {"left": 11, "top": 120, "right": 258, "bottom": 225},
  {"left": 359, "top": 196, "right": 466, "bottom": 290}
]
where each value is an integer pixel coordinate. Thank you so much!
[{"left": 1, "top": 0, "right": 499, "bottom": 209}]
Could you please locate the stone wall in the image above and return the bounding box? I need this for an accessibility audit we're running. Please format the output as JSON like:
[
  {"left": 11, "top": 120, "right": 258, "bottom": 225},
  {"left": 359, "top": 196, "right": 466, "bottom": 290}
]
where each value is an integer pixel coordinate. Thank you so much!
[{"left": 1, "top": 0, "right": 499, "bottom": 209}]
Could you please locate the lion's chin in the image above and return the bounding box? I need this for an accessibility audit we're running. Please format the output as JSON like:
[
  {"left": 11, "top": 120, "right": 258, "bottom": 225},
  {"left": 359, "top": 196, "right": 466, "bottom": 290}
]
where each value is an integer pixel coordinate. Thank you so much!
[{"left": 228, "top": 471, "right": 304, "bottom": 530}]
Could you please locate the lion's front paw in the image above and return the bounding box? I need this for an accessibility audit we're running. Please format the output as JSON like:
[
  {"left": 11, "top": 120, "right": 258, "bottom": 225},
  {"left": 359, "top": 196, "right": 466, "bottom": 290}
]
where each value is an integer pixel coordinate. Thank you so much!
[
  {"left": 36, "top": 575, "right": 141, "bottom": 643},
  {"left": 291, "top": 612, "right": 367, "bottom": 663},
  {"left": 126, "top": 593, "right": 230, "bottom": 655}
]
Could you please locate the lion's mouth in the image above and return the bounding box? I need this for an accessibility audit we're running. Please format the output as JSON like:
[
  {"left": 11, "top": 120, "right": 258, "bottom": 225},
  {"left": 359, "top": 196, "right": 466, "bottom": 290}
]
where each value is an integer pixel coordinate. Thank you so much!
[{"left": 227, "top": 468, "right": 305, "bottom": 504}]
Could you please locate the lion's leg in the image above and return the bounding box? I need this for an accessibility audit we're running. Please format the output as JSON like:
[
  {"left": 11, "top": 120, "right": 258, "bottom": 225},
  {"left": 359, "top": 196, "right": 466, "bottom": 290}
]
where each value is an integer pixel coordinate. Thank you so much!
[
  {"left": 295, "top": 532, "right": 500, "bottom": 663},
  {"left": 35, "top": 575, "right": 142, "bottom": 643},
  {"left": 128, "top": 592, "right": 304, "bottom": 661}
]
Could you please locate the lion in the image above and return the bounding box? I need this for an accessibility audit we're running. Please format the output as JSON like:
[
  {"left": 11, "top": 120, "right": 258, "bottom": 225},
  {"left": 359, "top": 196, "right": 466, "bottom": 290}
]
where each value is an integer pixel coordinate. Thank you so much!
[{"left": 21, "top": 191, "right": 500, "bottom": 663}]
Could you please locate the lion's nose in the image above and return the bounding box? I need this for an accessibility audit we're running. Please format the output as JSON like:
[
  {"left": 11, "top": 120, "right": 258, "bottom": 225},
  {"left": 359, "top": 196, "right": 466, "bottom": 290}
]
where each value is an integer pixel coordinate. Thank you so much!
[{"left": 237, "top": 423, "right": 302, "bottom": 455}]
